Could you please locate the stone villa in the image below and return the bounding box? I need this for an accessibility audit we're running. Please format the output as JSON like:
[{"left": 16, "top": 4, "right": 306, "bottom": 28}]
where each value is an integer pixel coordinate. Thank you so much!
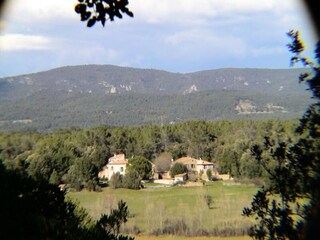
[{"left": 98, "top": 154, "right": 128, "bottom": 179}]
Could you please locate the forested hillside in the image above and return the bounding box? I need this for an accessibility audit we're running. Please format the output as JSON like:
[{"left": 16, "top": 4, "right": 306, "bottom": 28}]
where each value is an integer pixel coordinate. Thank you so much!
[
  {"left": 0, "top": 65, "right": 312, "bottom": 131},
  {"left": 0, "top": 120, "right": 298, "bottom": 190}
]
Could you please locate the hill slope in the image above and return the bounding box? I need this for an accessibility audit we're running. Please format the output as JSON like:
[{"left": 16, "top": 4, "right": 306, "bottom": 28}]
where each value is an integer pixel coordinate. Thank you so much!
[{"left": 0, "top": 65, "right": 312, "bottom": 131}]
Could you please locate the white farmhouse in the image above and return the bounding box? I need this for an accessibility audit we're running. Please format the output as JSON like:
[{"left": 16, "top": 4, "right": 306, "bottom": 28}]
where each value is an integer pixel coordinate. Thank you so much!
[
  {"left": 98, "top": 153, "right": 128, "bottom": 179},
  {"left": 174, "top": 156, "right": 219, "bottom": 180},
  {"left": 175, "top": 156, "right": 214, "bottom": 173}
]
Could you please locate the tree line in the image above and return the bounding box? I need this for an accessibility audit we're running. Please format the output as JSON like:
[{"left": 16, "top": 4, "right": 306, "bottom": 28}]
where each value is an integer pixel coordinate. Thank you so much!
[{"left": 0, "top": 119, "right": 299, "bottom": 191}]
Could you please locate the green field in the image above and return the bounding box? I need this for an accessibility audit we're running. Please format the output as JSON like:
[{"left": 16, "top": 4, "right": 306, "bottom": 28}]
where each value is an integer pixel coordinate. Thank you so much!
[
  {"left": 68, "top": 181, "right": 258, "bottom": 238},
  {"left": 136, "top": 236, "right": 251, "bottom": 240}
]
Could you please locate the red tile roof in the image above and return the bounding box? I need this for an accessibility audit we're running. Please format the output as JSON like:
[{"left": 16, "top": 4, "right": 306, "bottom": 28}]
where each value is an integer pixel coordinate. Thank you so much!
[
  {"left": 175, "top": 157, "right": 197, "bottom": 164},
  {"left": 109, "top": 153, "right": 125, "bottom": 161},
  {"left": 196, "top": 159, "right": 214, "bottom": 165},
  {"left": 108, "top": 160, "right": 128, "bottom": 165},
  {"left": 175, "top": 157, "right": 213, "bottom": 165}
]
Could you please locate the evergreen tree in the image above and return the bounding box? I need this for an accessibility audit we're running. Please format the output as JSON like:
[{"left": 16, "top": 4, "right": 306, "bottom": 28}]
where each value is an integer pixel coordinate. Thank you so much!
[
  {"left": 126, "top": 156, "right": 152, "bottom": 180},
  {"left": 243, "top": 30, "right": 320, "bottom": 239},
  {"left": 123, "top": 171, "right": 141, "bottom": 190},
  {"left": 170, "top": 162, "right": 188, "bottom": 178},
  {"left": 0, "top": 159, "right": 133, "bottom": 240},
  {"left": 109, "top": 172, "right": 123, "bottom": 189}
]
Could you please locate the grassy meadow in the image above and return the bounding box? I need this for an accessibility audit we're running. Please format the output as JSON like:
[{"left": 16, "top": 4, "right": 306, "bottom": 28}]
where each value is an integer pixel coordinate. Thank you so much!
[
  {"left": 68, "top": 181, "right": 258, "bottom": 238},
  {"left": 135, "top": 236, "right": 251, "bottom": 240}
]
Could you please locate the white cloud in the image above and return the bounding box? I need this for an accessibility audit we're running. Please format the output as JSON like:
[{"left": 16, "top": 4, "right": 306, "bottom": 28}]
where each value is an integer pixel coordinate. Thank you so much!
[
  {"left": 1, "top": 0, "right": 307, "bottom": 30},
  {"left": 165, "top": 29, "right": 247, "bottom": 57},
  {"left": 0, "top": 34, "right": 52, "bottom": 51},
  {"left": 51, "top": 40, "right": 125, "bottom": 65},
  {"left": 2, "top": 0, "right": 76, "bottom": 26},
  {"left": 17, "top": 0, "right": 73, "bottom": 18},
  {"left": 131, "top": 0, "right": 298, "bottom": 25},
  {"left": 2, "top": 0, "right": 300, "bottom": 25},
  {"left": 0, "top": 0, "right": 316, "bottom": 77}
]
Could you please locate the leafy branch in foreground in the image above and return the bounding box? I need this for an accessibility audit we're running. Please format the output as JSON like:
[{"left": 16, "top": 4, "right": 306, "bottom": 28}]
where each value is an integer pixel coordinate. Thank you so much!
[
  {"left": 0, "top": 159, "right": 134, "bottom": 240},
  {"left": 75, "top": 0, "right": 133, "bottom": 27},
  {"left": 98, "top": 200, "right": 130, "bottom": 236},
  {"left": 243, "top": 30, "right": 320, "bottom": 239}
]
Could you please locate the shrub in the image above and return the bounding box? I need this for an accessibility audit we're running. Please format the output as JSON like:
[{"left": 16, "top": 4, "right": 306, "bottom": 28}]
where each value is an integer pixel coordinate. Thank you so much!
[
  {"left": 123, "top": 225, "right": 141, "bottom": 235},
  {"left": 206, "top": 169, "right": 212, "bottom": 180},
  {"left": 109, "top": 172, "right": 123, "bottom": 189},
  {"left": 123, "top": 171, "right": 141, "bottom": 190},
  {"left": 127, "top": 156, "right": 152, "bottom": 180},
  {"left": 151, "top": 219, "right": 189, "bottom": 236},
  {"left": 203, "top": 194, "right": 214, "bottom": 209},
  {"left": 187, "top": 170, "right": 198, "bottom": 182},
  {"left": 170, "top": 162, "right": 188, "bottom": 178}
]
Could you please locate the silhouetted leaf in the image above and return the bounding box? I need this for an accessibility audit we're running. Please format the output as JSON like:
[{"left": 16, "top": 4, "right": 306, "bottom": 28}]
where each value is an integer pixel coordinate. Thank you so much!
[
  {"left": 299, "top": 73, "right": 310, "bottom": 83},
  {"left": 75, "top": 0, "right": 134, "bottom": 27},
  {"left": 87, "top": 17, "right": 97, "bottom": 27},
  {"left": 81, "top": 11, "right": 91, "bottom": 21},
  {"left": 114, "top": 10, "right": 122, "bottom": 19},
  {"left": 126, "top": 10, "right": 134, "bottom": 17},
  {"left": 75, "top": 3, "right": 86, "bottom": 14},
  {"left": 101, "top": 17, "right": 106, "bottom": 27},
  {"left": 315, "top": 42, "right": 320, "bottom": 64},
  {"left": 96, "top": 2, "right": 104, "bottom": 12}
]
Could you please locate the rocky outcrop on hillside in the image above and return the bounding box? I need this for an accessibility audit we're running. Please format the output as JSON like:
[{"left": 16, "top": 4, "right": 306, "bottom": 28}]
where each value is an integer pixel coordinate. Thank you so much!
[
  {"left": 235, "top": 100, "right": 287, "bottom": 114},
  {"left": 183, "top": 84, "right": 198, "bottom": 95}
]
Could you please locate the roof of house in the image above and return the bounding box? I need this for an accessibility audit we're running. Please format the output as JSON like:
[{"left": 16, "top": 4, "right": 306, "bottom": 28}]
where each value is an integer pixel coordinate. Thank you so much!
[
  {"left": 175, "top": 157, "right": 197, "bottom": 164},
  {"left": 196, "top": 159, "right": 214, "bottom": 165},
  {"left": 109, "top": 153, "right": 125, "bottom": 162},
  {"left": 107, "top": 160, "right": 128, "bottom": 165},
  {"left": 175, "top": 157, "right": 213, "bottom": 165}
]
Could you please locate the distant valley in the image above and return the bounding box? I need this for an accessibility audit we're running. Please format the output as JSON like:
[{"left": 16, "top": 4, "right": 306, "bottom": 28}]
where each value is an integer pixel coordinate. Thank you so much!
[{"left": 0, "top": 65, "right": 313, "bottom": 131}]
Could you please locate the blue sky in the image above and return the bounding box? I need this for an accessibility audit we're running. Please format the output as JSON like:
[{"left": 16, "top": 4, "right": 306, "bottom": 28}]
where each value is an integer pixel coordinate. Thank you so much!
[{"left": 0, "top": 0, "right": 317, "bottom": 77}]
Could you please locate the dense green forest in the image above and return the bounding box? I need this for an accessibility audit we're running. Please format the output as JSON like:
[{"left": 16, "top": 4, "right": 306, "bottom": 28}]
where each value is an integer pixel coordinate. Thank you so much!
[
  {"left": 0, "top": 90, "right": 310, "bottom": 132},
  {"left": 0, "top": 119, "right": 299, "bottom": 191}
]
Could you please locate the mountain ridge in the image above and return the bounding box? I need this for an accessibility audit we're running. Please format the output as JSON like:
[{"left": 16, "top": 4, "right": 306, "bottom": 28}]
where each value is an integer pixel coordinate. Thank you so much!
[
  {"left": 0, "top": 64, "right": 309, "bottom": 98},
  {"left": 0, "top": 65, "right": 313, "bottom": 131}
]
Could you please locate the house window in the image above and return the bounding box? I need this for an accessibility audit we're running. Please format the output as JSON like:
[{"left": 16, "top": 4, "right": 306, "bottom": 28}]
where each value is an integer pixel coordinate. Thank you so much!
[
  {"left": 111, "top": 166, "right": 114, "bottom": 171},
  {"left": 120, "top": 167, "right": 124, "bottom": 172},
  {"left": 191, "top": 164, "right": 195, "bottom": 169}
]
